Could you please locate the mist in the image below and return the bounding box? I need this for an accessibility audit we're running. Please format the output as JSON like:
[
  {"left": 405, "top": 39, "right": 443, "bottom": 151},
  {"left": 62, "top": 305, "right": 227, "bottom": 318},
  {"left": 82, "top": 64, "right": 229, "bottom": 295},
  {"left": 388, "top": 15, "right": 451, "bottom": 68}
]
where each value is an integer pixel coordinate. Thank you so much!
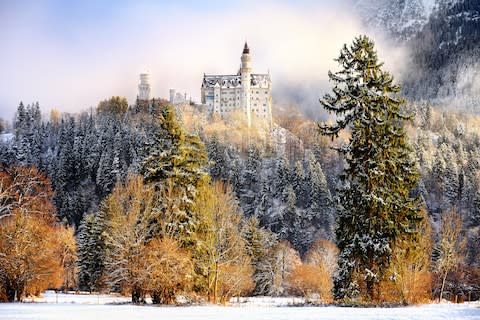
[{"left": 0, "top": 0, "right": 410, "bottom": 122}]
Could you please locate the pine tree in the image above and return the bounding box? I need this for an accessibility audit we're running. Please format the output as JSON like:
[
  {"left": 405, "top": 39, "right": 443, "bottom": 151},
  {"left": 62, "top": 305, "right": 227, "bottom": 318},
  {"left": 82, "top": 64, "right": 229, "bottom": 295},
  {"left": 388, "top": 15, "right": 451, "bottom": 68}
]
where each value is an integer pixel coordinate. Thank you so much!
[
  {"left": 470, "top": 189, "right": 480, "bottom": 228},
  {"left": 242, "top": 216, "right": 277, "bottom": 295},
  {"left": 308, "top": 154, "right": 334, "bottom": 240},
  {"left": 318, "top": 35, "right": 422, "bottom": 301},
  {"left": 255, "top": 176, "right": 274, "bottom": 228},
  {"left": 14, "top": 102, "right": 26, "bottom": 138},
  {"left": 76, "top": 212, "right": 106, "bottom": 292},
  {"left": 273, "top": 156, "right": 289, "bottom": 199},
  {"left": 142, "top": 103, "right": 209, "bottom": 246},
  {"left": 279, "top": 185, "right": 301, "bottom": 247},
  {"left": 206, "top": 134, "right": 226, "bottom": 181},
  {"left": 225, "top": 146, "right": 243, "bottom": 195},
  {"left": 240, "top": 144, "right": 262, "bottom": 216},
  {"left": 443, "top": 144, "right": 459, "bottom": 208}
]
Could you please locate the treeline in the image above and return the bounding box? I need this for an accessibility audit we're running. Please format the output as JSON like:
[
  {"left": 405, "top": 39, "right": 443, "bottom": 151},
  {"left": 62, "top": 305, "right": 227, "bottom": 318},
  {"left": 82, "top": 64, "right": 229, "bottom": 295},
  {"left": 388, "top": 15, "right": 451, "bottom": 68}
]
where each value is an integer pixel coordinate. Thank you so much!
[
  {"left": 0, "top": 99, "right": 167, "bottom": 227},
  {"left": 1, "top": 97, "right": 480, "bottom": 303},
  {"left": 0, "top": 101, "right": 338, "bottom": 303}
]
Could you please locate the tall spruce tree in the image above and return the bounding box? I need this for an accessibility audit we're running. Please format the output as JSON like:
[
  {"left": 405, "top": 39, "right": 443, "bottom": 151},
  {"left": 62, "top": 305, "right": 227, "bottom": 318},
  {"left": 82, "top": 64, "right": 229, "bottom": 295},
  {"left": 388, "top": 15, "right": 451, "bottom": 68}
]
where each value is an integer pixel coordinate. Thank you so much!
[
  {"left": 318, "top": 35, "right": 422, "bottom": 301},
  {"left": 142, "top": 103, "right": 209, "bottom": 246}
]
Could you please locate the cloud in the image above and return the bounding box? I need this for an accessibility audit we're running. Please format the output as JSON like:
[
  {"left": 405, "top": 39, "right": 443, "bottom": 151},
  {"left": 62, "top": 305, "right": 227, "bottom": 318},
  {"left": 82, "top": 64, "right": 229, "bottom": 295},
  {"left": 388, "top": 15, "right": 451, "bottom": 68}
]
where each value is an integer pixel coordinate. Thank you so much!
[{"left": 0, "top": 0, "right": 410, "bottom": 122}]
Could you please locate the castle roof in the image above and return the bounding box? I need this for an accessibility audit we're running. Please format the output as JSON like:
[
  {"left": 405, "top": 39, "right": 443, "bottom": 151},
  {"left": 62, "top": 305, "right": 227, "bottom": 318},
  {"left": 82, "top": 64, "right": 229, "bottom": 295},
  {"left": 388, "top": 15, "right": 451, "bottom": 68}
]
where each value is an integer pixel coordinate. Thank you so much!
[
  {"left": 243, "top": 42, "right": 250, "bottom": 54},
  {"left": 202, "top": 73, "right": 271, "bottom": 89}
]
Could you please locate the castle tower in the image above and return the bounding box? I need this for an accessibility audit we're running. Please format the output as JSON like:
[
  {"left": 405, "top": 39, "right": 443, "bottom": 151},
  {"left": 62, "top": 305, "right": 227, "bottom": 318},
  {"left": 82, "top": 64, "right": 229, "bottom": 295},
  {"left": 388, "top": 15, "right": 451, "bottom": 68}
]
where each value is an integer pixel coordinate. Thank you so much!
[
  {"left": 169, "top": 89, "right": 175, "bottom": 104},
  {"left": 138, "top": 72, "right": 151, "bottom": 101},
  {"left": 240, "top": 42, "right": 252, "bottom": 128}
]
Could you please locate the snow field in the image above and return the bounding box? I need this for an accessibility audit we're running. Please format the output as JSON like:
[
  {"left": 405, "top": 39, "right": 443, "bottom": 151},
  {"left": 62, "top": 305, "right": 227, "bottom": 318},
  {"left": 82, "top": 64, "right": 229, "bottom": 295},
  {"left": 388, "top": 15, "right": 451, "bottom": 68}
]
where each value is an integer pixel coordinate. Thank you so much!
[{"left": 1, "top": 291, "right": 479, "bottom": 320}]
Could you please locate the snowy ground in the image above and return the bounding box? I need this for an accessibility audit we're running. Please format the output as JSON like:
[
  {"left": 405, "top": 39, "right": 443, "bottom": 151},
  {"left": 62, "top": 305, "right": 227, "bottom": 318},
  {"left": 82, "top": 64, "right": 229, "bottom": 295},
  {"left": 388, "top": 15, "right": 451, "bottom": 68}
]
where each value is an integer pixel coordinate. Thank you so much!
[{"left": 0, "top": 291, "right": 479, "bottom": 320}]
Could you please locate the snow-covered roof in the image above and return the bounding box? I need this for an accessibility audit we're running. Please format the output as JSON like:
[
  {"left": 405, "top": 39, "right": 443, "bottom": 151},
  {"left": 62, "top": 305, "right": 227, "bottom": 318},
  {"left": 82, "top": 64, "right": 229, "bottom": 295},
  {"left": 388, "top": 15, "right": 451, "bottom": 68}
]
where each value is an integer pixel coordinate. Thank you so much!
[{"left": 202, "top": 73, "right": 271, "bottom": 89}]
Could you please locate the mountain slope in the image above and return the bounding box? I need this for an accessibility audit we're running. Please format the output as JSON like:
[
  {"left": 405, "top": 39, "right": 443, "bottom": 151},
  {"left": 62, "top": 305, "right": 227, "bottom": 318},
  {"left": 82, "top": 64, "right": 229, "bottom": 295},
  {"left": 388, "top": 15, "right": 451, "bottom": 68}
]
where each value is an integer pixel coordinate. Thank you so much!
[
  {"left": 354, "top": 0, "right": 429, "bottom": 40},
  {"left": 403, "top": 0, "right": 480, "bottom": 110}
]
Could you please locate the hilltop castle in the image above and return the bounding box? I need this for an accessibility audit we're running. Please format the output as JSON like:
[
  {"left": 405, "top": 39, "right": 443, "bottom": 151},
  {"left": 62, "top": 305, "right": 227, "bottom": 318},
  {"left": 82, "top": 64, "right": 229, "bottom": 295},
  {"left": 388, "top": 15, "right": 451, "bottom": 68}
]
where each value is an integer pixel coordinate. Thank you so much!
[
  {"left": 138, "top": 72, "right": 151, "bottom": 101},
  {"left": 201, "top": 43, "right": 272, "bottom": 128}
]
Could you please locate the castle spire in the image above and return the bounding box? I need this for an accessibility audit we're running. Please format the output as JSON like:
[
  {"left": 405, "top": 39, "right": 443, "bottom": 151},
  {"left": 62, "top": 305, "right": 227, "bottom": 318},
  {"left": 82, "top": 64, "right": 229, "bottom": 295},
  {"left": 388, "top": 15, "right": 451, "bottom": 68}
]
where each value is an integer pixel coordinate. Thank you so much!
[{"left": 243, "top": 41, "right": 250, "bottom": 54}]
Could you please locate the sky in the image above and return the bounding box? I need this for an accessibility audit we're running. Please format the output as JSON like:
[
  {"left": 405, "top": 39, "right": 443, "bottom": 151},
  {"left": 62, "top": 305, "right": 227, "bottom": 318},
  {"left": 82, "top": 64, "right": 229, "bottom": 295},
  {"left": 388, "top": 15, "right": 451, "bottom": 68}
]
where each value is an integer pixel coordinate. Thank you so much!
[{"left": 0, "top": 0, "right": 406, "bottom": 122}]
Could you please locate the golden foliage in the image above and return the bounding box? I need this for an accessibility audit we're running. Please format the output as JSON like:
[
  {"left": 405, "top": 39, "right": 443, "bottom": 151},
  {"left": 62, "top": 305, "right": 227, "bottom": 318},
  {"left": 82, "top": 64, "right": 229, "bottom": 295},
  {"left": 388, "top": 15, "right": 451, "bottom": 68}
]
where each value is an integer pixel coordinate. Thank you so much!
[
  {"left": 0, "top": 166, "right": 71, "bottom": 301},
  {"left": 143, "top": 238, "right": 194, "bottom": 304},
  {"left": 102, "top": 175, "right": 194, "bottom": 304},
  {"left": 97, "top": 96, "right": 128, "bottom": 115},
  {"left": 435, "top": 210, "right": 466, "bottom": 302},
  {"left": 57, "top": 225, "right": 78, "bottom": 291},
  {"left": 267, "top": 240, "right": 302, "bottom": 296},
  {"left": 288, "top": 240, "right": 338, "bottom": 303},
  {"left": 380, "top": 210, "right": 432, "bottom": 304},
  {"left": 194, "top": 181, "right": 253, "bottom": 303}
]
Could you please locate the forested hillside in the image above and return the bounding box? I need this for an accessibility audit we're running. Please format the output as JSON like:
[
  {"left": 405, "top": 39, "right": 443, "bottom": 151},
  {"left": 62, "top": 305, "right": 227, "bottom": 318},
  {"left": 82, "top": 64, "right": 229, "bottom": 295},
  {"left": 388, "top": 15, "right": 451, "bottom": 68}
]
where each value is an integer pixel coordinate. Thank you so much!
[{"left": 1, "top": 90, "right": 479, "bottom": 303}]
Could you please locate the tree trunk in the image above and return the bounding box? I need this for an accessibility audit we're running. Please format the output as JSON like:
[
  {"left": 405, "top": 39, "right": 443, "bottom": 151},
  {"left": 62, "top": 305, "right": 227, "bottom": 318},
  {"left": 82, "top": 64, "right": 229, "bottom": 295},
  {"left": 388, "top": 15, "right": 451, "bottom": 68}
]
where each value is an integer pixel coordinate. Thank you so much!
[
  {"left": 5, "top": 284, "right": 15, "bottom": 302},
  {"left": 213, "top": 262, "right": 219, "bottom": 304},
  {"left": 366, "top": 279, "right": 374, "bottom": 302},
  {"left": 132, "top": 287, "right": 142, "bottom": 304},
  {"left": 439, "top": 270, "right": 448, "bottom": 302}
]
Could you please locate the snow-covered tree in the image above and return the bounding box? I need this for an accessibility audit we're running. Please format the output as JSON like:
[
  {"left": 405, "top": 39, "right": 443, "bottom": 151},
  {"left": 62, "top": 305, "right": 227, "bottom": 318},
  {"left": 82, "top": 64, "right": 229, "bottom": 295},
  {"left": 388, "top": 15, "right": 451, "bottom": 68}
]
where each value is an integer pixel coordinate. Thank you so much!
[
  {"left": 318, "top": 35, "right": 423, "bottom": 301},
  {"left": 308, "top": 154, "right": 334, "bottom": 240},
  {"left": 242, "top": 215, "right": 278, "bottom": 295},
  {"left": 76, "top": 212, "right": 106, "bottom": 293},
  {"left": 240, "top": 144, "right": 262, "bottom": 216},
  {"left": 142, "top": 103, "right": 209, "bottom": 246}
]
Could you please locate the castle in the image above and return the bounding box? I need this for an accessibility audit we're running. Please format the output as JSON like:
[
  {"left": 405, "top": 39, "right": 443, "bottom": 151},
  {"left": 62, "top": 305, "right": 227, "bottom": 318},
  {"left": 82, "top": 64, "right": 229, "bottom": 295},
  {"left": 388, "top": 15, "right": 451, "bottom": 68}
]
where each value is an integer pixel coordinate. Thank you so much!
[
  {"left": 138, "top": 72, "right": 151, "bottom": 101},
  {"left": 201, "top": 43, "right": 272, "bottom": 128}
]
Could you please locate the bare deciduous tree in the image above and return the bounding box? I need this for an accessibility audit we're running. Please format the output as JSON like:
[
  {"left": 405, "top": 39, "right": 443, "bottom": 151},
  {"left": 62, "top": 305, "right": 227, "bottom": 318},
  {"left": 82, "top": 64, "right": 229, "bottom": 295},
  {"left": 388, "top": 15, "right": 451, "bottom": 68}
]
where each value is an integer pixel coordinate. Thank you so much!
[{"left": 437, "top": 210, "right": 466, "bottom": 302}]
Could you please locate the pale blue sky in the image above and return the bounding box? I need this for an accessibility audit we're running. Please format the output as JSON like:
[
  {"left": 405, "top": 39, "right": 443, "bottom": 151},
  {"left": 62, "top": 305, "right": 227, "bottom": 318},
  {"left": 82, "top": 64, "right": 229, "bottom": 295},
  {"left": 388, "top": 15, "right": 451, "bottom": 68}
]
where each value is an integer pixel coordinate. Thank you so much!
[{"left": 0, "top": 0, "right": 397, "bottom": 121}]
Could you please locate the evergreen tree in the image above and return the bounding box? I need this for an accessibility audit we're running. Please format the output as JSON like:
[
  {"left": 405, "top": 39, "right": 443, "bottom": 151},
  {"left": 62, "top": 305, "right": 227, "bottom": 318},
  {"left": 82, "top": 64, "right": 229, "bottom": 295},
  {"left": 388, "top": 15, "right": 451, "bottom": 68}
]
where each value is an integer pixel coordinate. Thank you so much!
[
  {"left": 255, "top": 174, "right": 274, "bottom": 229},
  {"left": 14, "top": 102, "right": 26, "bottom": 138},
  {"left": 318, "top": 35, "right": 422, "bottom": 301},
  {"left": 76, "top": 212, "right": 106, "bottom": 292},
  {"left": 242, "top": 216, "right": 277, "bottom": 295},
  {"left": 443, "top": 144, "right": 459, "bottom": 208},
  {"left": 225, "top": 146, "right": 243, "bottom": 195},
  {"left": 240, "top": 144, "right": 262, "bottom": 216},
  {"left": 308, "top": 154, "right": 334, "bottom": 239},
  {"left": 292, "top": 161, "right": 308, "bottom": 208},
  {"left": 279, "top": 185, "right": 301, "bottom": 248},
  {"left": 142, "top": 103, "right": 209, "bottom": 246},
  {"left": 206, "top": 134, "right": 226, "bottom": 181},
  {"left": 470, "top": 189, "right": 480, "bottom": 228},
  {"left": 273, "top": 156, "right": 289, "bottom": 199}
]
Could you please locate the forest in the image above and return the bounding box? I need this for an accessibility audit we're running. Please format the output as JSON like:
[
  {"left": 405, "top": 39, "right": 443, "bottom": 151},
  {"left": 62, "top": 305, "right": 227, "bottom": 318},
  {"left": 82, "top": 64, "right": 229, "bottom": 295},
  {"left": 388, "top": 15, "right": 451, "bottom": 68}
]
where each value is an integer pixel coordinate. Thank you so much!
[{"left": 0, "top": 36, "right": 479, "bottom": 305}]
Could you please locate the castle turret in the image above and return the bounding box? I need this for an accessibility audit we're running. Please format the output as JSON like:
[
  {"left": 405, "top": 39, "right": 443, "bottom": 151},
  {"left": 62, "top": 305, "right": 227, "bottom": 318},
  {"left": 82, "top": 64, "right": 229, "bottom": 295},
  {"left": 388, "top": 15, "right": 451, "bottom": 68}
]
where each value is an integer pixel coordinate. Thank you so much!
[
  {"left": 138, "top": 72, "right": 151, "bottom": 101},
  {"left": 240, "top": 42, "right": 252, "bottom": 128}
]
